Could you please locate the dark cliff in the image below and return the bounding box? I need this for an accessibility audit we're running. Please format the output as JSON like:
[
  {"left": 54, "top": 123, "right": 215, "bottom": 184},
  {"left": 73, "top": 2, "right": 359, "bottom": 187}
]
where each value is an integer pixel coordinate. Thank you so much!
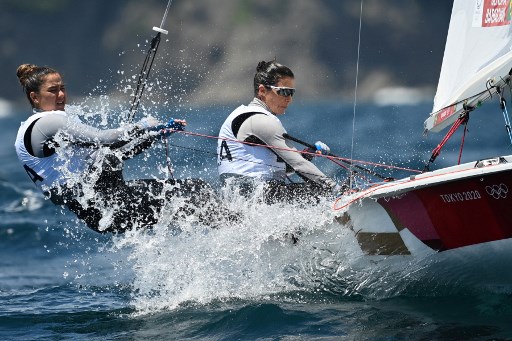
[{"left": 1, "top": 0, "right": 452, "bottom": 106}]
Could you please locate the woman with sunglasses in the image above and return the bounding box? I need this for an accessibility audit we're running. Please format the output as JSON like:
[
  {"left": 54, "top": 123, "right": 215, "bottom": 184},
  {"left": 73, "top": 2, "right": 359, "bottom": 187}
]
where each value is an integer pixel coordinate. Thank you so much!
[
  {"left": 15, "top": 64, "right": 227, "bottom": 233},
  {"left": 217, "top": 60, "right": 338, "bottom": 203}
]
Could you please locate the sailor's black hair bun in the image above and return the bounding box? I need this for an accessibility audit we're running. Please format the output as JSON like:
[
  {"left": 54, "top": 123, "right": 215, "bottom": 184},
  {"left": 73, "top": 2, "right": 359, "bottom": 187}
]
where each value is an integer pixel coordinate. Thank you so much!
[{"left": 256, "top": 61, "right": 270, "bottom": 72}]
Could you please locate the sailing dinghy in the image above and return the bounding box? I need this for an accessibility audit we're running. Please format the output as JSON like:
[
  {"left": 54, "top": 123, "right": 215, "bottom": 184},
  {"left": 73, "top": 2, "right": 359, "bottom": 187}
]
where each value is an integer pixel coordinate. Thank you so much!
[{"left": 335, "top": 0, "right": 512, "bottom": 258}]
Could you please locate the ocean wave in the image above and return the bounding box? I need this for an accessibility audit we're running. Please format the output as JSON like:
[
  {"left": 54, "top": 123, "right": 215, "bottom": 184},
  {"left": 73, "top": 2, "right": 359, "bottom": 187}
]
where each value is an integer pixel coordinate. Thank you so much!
[{"left": 0, "top": 179, "right": 46, "bottom": 213}]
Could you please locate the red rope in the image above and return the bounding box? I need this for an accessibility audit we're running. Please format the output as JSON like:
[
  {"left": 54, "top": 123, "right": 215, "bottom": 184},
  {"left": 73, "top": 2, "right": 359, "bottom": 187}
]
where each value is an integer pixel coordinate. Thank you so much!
[
  {"left": 172, "top": 130, "right": 422, "bottom": 174},
  {"left": 426, "top": 113, "right": 469, "bottom": 168},
  {"left": 458, "top": 122, "right": 468, "bottom": 165}
]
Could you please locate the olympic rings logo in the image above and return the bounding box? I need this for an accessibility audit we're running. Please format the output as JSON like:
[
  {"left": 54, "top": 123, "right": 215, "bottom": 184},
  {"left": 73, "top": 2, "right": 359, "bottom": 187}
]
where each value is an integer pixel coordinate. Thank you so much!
[{"left": 485, "top": 183, "right": 508, "bottom": 199}]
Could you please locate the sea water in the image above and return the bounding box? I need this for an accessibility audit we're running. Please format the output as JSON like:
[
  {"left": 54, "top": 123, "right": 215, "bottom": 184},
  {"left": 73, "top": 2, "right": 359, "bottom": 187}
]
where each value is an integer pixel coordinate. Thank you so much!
[{"left": 2, "top": 99, "right": 512, "bottom": 340}]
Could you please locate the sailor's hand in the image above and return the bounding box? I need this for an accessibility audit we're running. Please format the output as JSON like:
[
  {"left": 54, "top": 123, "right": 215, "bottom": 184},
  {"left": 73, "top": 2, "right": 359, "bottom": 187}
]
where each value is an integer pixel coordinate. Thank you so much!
[
  {"left": 314, "top": 141, "right": 330, "bottom": 155},
  {"left": 166, "top": 118, "right": 186, "bottom": 131},
  {"left": 160, "top": 118, "right": 186, "bottom": 136}
]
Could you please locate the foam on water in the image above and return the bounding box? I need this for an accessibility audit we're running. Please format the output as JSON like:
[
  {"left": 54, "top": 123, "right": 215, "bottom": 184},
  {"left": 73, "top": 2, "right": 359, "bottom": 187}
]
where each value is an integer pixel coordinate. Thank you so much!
[
  {"left": 97, "top": 190, "right": 453, "bottom": 315},
  {"left": 108, "top": 190, "right": 335, "bottom": 313}
]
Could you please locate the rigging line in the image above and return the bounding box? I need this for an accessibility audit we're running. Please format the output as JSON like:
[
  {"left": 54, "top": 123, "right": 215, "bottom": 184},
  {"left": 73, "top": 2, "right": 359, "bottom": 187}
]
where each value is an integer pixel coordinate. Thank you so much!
[
  {"left": 502, "top": 101, "right": 512, "bottom": 145},
  {"left": 128, "top": 35, "right": 161, "bottom": 121},
  {"left": 349, "top": 0, "right": 364, "bottom": 189},
  {"left": 159, "top": 0, "right": 173, "bottom": 29},
  {"left": 170, "top": 130, "right": 422, "bottom": 174},
  {"left": 457, "top": 120, "right": 469, "bottom": 165},
  {"left": 128, "top": 0, "right": 173, "bottom": 123},
  {"left": 162, "top": 137, "right": 175, "bottom": 180},
  {"left": 282, "top": 133, "right": 393, "bottom": 181},
  {"left": 497, "top": 86, "right": 512, "bottom": 145},
  {"left": 423, "top": 111, "right": 469, "bottom": 171},
  {"left": 165, "top": 141, "right": 375, "bottom": 184}
]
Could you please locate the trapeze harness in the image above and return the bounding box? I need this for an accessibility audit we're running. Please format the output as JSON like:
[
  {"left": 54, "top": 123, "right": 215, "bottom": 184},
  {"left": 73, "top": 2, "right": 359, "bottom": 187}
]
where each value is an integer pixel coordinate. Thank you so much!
[
  {"left": 14, "top": 111, "right": 162, "bottom": 232},
  {"left": 217, "top": 101, "right": 336, "bottom": 202},
  {"left": 218, "top": 105, "right": 287, "bottom": 181},
  {"left": 14, "top": 110, "right": 90, "bottom": 197}
]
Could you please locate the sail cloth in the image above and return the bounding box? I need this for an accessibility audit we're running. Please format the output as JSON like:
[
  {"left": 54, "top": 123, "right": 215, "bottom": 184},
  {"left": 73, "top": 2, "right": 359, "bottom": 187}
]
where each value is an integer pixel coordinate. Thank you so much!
[{"left": 425, "top": 0, "right": 512, "bottom": 133}]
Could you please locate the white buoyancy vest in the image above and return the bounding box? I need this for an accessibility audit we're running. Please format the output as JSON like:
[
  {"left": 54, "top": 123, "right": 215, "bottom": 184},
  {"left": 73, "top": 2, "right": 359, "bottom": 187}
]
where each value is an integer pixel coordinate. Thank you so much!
[
  {"left": 14, "top": 111, "right": 90, "bottom": 191},
  {"left": 217, "top": 105, "right": 286, "bottom": 181}
]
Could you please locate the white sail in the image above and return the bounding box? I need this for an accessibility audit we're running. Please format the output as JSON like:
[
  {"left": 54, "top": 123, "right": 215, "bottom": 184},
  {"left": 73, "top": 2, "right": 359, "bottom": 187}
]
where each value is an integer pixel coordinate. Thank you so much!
[{"left": 424, "top": 0, "right": 512, "bottom": 133}]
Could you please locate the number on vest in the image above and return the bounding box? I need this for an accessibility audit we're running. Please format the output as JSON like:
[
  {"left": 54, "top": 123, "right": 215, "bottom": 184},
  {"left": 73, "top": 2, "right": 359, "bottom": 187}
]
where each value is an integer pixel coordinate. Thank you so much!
[
  {"left": 23, "top": 164, "right": 44, "bottom": 184},
  {"left": 219, "top": 140, "right": 233, "bottom": 161}
]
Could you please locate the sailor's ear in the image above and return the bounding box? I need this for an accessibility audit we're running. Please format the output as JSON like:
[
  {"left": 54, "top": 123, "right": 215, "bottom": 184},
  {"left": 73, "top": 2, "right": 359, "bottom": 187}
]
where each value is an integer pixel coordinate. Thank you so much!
[
  {"left": 257, "top": 84, "right": 267, "bottom": 98},
  {"left": 29, "top": 91, "right": 39, "bottom": 105}
]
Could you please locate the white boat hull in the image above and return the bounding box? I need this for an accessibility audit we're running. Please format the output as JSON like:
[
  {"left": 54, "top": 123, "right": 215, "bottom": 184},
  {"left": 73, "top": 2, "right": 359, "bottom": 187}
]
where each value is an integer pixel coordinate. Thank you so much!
[{"left": 335, "top": 155, "right": 512, "bottom": 258}]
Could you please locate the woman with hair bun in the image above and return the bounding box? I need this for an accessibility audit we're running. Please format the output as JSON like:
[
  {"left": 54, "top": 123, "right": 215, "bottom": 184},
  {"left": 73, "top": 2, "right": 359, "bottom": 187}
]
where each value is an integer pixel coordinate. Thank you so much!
[
  {"left": 217, "top": 60, "right": 338, "bottom": 203},
  {"left": 14, "top": 64, "right": 225, "bottom": 233}
]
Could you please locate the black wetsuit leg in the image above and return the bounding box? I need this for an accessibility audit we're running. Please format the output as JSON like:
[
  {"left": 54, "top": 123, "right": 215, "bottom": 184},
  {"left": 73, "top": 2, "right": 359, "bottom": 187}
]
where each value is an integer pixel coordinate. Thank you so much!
[
  {"left": 161, "top": 178, "right": 239, "bottom": 227},
  {"left": 54, "top": 154, "right": 163, "bottom": 233},
  {"left": 220, "top": 174, "right": 330, "bottom": 205},
  {"left": 76, "top": 176, "right": 234, "bottom": 232},
  {"left": 264, "top": 180, "right": 331, "bottom": 205},
  {"left": 57, "top": 154, "right": 236, "bottom": 232}
]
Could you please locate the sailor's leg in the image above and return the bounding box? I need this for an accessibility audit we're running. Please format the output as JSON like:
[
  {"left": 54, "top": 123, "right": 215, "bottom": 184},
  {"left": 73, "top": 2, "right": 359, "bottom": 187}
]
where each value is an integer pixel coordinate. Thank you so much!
[
  {"left": 164, "top": 178, "right": 239, "bottom": 227},
  {"left": 50, "top": 186, "right": 104, "bottom": 233},
  {"left": 64, "top": 197, "right": 104, "bottom": 232},
  {"left": 264, "top": 181, "right": 330, "bottom": 204},
  {"left": 100, "top": 180, "right": 164, "bottom": 232}
]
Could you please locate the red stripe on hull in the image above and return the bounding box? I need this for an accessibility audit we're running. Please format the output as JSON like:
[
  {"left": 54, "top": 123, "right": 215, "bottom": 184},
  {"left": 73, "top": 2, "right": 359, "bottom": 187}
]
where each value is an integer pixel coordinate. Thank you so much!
[{"left": 378, "top": 171, "right": 512, "bottom": 251}]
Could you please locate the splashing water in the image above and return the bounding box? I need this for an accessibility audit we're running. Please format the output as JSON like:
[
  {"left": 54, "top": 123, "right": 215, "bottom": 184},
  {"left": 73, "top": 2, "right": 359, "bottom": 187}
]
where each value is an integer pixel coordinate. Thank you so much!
[
  {"left": 50, "top": 62, "right": 512, "bottom": 316},
  {"left": 107, "top": 189, "right": 339, "bottom": 313},
  {"left": 49, "top": 101, "right": 485, "bottom": 313},
  {"left": 97, "top": 187, "right": 457, "bottom": 314}
]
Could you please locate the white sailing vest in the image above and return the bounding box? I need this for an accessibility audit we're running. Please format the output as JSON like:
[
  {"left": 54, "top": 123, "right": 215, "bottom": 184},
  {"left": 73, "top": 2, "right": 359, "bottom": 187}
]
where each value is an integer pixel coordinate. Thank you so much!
[
  {"left": 14, "top": 111, "right": 90, "bottom": 191},
  {"left": 217, "top": 105, "right": 286, "bottom": 181}
]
